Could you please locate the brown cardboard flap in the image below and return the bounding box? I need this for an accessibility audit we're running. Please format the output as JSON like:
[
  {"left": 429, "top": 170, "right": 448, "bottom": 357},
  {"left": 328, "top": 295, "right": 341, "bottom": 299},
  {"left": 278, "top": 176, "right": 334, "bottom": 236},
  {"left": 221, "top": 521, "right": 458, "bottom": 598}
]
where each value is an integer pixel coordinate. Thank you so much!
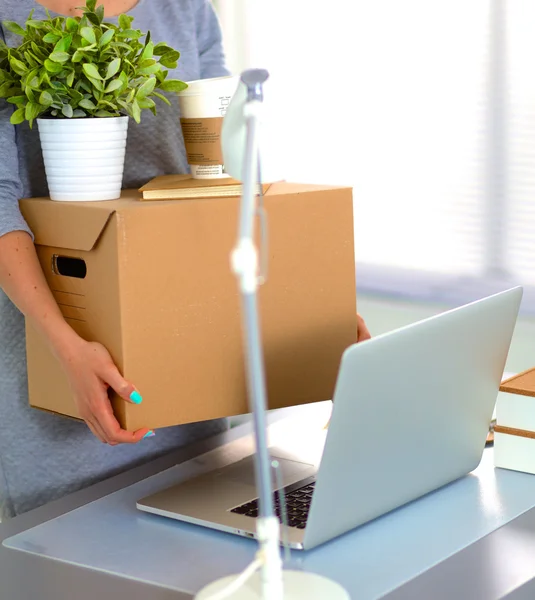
[
  {"left": 20, "top": 198, "right": 115, "bottom": 251},
  {"left": 499, "top": 367, "right": 535, "bottom": 397},
  {"left": 265, "top": 181, "right": 350, "bottom": 196},
  {"left": 20, "top": 198, "right": 115, "bottom": 252},
  {"left": 20, "top": 198, "right": 122, "bottom": 251}
]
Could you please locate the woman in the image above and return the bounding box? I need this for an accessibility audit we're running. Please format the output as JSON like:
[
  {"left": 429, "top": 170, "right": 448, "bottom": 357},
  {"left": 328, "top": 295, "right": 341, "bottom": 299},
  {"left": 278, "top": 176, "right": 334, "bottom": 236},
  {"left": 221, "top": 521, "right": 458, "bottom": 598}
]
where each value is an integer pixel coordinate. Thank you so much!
[{"left": 0, "top": 0, "right": 371, "bottom": 519}]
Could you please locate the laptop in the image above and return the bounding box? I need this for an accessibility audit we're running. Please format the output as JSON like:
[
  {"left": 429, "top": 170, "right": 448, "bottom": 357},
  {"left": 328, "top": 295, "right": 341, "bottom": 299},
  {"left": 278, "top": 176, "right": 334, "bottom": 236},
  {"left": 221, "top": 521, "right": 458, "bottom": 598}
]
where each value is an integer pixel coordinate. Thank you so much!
[{"left": 137, "top": 287, "right": 522, "bottom": 550}]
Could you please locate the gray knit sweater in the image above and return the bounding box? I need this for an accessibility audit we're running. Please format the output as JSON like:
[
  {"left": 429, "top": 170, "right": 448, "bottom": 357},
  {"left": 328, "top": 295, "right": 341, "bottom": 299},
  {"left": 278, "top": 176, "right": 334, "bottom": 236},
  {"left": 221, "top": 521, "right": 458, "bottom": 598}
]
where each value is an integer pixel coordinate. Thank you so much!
[{"left": 0, "top": 0, "right": 229, "bottom": 518}]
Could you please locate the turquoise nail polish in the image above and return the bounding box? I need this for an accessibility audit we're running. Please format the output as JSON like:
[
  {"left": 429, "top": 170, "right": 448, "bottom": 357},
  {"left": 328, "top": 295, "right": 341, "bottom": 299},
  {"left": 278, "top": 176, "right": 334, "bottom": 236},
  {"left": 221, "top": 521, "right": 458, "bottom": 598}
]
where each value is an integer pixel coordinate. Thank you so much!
[
  {"left": 143, "top": 431, "right": 155, "bottom": 439},
  {"left": 130, "top": 390, "right": 142, "bottom": 405}
]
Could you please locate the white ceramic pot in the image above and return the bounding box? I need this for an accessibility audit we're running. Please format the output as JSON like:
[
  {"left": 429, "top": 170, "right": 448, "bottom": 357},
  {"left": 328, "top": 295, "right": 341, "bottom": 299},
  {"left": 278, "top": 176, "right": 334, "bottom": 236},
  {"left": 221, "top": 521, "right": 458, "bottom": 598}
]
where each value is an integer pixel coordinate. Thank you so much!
[{"left": 37, "top": 116, "right": 129, "bottom": 201}]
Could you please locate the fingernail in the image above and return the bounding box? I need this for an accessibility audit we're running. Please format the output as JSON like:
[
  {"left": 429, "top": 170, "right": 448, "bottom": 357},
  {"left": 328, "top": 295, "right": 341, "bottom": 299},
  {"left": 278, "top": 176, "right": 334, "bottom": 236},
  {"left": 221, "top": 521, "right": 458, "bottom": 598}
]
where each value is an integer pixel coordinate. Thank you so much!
[
  {"left": 130, "top": 390, "right": 143, "bottom": 405},
  {"left": 143, "top": 430, "right": 155, "bottom": 439}
]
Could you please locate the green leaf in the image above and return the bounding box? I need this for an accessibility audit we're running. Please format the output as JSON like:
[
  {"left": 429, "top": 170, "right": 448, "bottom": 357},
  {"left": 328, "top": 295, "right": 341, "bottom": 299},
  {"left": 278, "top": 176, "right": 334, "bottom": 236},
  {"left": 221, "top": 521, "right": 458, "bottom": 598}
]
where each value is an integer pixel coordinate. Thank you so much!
[
  {"left": 38, "top": 68, "right": 49, "bottom": 85},
  {"left": 54, "top": 35, "right": 72, "bottom": 53},
  {"left": 86, "top": 76, "right": 104, "bottom": 92},
  {"left": 3, "top": 21, "right": 26, "bottom": 37},
  {"left": 85, "top": 11, "right": 101, "bottom": 27},
  {"left": 138, "top": 63, "right": 161, "bottom": 76},
  {"left": 10, "top": 107, "right": 25, "bottom": 125},
  {"left": 99, "top": 28, "right": 115, "bottom": 47},
  {"left": 49, "top": 51, "right": 70, "bottom": 63},
  {"left": 152, "top": 42, "right": 171, "bottom": 56},
  {"left": 9, "top": 57, "right": 28, "bottom": 76},
  {"left": 151, "top": 91, "right": 171, "bottom": 106},
  {"left": 78, "top": 81, "right": 92, "bottom": 94},
  {"left": 23, "top": 52, "right": 39, "bottom": 68},
  {"left": 71, "top": 50, "right": 84, "bottom": 62},
  {"left": 118, "top": 14, "right": 133, "bottom": 30},
  {"left": 43, "top": 32, "right": 61, "bottom": 44},
  {"left": 66, "top": 17, "right": 79, "bottom": 33},
  {"left": 95, "top": 4, "right": 104, "bottom": 23},
  {"left": 140, "top": 41, "right": 154, "bottom": 62},
  {"left": 160, "top": 50, "right": 180, "bottom": 64},
  {"left": 86, "top": 0, "right": 97, "bottom": 11},
  {"left": 95, "top": 109, "right": 116, "bottom": 117},
  {"left": 156, "top": 69, "right": 168, "bottom": 82},
  {"left": 159, "top": 79, "right": 187, "bottom": 93},
  {"left": 73, "top": 109, "right": 86, "bottom": 117},
  {"left": 118, "top": 70, "right": 128, "bottom": 91},
  {"left": 31, "top": 42, "right": 48, "bottom": 59},
  {"left": 68, "top": 89, "right": 83, "bottom": 103},
  {"left": 39, "top": 90, "right": 54, "bottom": 106},
  {"left": 25, "top": 101, "right": 41, "bottom": 121},
  {"left": 76, "top": 43, "right": 97, "bottom": 52},
  {"left": 66, "top": 70, "right": 75, "bottom": 87},
  {"left": 139, "top": 58, "right": 156, "bottom": 68},
  {"left": 158, "top": 57, "right": 177, "bottom": 69},
  {"left": 80, "top": 27, "right": 96, "bottom": 45},
  {"left": 26, "top": 20, "right": 46, "bottom": 29},
  {"left": 131, "top": 98, "right": 141, "bottom": 123},
  {"left": 82, "top": 63, "right": 102, "bottom": 80},
  {"left": 98, "top": 98, "right": 118, "bottom": 110},
  {"left": 61, "top": 103, "right": 74, "bottom": 118},
  {"left": 78, "top": 97, "right": 96, "bottom": 110},
  {"left": 116, "top": 29, "right": 142, "bottom": 39},
  {"left": 136, "top": 76, "right": 156, "bottom": 99},
  {"left": 137, "top": 97, "right": 155, "bottom": 109},
  {"left": 0, "top": 82, "right": 13, "bottom": 98},
  {"left": 44, "top": 59, "right": 64, "bottom": 73},
  {"left": 104, "top": 79, "right": 123, "bottom": 94},
  {"left": 28, "top": 51, "right": 45, "bottom": 67},
  {"left": 7, "top": 95, "right": 26, "bottom": 105},
  {"left": 111, "top": 41, "right": 133, "bottom": 52},
  {"left": 105, "top": 57, "right": 121, "bottom": 79},
  {"left": 26, "top": 70, "right": 40, "bottom": 89}
]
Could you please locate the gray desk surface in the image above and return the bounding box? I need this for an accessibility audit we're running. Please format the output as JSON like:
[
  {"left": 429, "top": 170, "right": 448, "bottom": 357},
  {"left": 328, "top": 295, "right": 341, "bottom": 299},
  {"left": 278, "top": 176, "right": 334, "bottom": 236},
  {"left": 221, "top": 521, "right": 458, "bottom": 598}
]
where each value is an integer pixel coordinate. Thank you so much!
[{"left": 4, "top": 402, "right": 535, "bottom": 600}]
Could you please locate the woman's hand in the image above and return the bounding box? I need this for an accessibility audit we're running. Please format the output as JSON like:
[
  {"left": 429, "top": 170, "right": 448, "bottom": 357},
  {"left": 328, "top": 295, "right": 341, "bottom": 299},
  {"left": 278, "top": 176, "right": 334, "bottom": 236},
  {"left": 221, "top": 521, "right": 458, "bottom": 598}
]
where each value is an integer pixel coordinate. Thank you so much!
[
  {"left": 57, "top": 336, "right": 152, "bottom": 445},
  {"left": 0, "top": 232, "right": 152, "bottom": 445},
  {"left": 357, "top": 312, "right": 371, "bottom": 342}
]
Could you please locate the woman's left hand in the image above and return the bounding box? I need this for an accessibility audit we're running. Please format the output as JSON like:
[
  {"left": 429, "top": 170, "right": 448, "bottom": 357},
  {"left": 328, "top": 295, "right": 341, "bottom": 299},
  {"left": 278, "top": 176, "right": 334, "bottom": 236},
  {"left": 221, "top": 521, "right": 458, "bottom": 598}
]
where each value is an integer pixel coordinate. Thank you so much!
[{"left": 357, "top": 313, "right": 371, "bottom": 342}]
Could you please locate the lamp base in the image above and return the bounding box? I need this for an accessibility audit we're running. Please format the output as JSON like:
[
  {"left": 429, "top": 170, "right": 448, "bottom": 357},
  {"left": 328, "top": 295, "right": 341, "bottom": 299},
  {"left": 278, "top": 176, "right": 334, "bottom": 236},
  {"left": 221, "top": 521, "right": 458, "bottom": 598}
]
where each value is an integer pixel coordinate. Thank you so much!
[{"left": 195, "top": 569, "right": 350, "bottom": 599}]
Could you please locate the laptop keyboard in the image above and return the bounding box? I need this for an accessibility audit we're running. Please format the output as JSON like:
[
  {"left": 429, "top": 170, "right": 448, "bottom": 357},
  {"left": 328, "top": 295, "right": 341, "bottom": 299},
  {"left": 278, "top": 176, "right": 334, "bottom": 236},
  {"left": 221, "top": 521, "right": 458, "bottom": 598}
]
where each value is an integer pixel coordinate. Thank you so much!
[{"left": 230, "top": 480, "right": 316, "bottom": 529}]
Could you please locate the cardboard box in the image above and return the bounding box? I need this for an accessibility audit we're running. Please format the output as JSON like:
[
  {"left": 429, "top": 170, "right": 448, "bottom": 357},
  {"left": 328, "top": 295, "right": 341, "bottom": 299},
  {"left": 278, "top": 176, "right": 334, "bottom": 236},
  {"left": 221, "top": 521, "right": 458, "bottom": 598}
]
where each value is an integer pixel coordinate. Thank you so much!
[
  {"left": 20, "top": 182, "right": 357, "bottom": 431},
  {"left": 494, "top": 369, "right": 535, "bottom": 474}
]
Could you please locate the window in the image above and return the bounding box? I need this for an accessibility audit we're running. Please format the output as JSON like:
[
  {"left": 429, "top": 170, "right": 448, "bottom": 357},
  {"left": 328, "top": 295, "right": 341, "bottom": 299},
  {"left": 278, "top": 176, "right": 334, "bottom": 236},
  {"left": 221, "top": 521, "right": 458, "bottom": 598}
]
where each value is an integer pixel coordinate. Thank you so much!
[{"left": 213, "top": 1, "right": 535, "bottom": 314}]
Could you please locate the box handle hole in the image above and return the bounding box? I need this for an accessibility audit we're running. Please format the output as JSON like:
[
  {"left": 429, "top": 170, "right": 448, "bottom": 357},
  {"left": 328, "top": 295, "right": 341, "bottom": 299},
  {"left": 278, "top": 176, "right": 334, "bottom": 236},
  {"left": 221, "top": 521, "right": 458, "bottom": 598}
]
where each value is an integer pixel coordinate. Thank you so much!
[{"left": 53, "top": 255, "right": 87, "bottom": 279}]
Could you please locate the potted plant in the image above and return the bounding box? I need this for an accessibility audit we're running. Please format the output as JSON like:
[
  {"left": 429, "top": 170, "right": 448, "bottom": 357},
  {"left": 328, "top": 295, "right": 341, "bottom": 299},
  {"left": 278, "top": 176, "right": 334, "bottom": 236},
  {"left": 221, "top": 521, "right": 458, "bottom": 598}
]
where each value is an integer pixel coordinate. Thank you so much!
[{"left": 0, "top": 0, "right": 187, "bottom": 201}]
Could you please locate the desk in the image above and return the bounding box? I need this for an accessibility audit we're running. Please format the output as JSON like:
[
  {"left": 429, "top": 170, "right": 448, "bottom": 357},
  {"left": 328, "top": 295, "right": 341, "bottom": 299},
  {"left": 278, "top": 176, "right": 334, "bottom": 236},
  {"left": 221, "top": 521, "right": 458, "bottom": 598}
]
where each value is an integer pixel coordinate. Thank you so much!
[{"left": 3, "top": 401, "right": 535, "bottom": 600}]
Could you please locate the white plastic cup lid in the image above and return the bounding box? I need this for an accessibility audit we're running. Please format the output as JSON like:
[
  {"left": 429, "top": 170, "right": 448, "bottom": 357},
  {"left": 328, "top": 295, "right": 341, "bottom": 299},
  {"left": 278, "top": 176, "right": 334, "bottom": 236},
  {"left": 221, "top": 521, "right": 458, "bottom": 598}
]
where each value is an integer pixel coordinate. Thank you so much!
[{"left": 178, "top": 75, "right": 239, "bottom": 96}]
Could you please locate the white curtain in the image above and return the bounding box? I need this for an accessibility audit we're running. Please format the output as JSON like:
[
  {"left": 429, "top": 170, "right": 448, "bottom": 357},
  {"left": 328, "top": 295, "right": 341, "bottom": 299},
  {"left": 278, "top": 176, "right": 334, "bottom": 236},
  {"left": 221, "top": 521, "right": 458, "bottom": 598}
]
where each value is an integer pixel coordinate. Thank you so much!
[{"left": 212, "top": 0, "right": 535, "bottom": 313}]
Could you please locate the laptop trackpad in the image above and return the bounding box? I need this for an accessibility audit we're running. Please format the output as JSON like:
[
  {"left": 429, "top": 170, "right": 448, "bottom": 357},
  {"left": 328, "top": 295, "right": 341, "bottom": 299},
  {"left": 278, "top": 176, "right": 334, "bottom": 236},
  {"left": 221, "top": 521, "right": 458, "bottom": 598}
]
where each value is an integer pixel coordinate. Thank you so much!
[{"left": 214, "top": 453, "right": 315, "bottom": 487}]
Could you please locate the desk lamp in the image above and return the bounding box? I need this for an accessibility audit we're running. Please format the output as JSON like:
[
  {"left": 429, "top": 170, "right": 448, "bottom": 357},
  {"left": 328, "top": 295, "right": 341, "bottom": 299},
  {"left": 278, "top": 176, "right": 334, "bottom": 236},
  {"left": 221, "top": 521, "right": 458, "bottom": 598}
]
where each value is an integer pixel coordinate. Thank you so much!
[{"left": 195, "top": 69, "right": 349, "bottom": 600}]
